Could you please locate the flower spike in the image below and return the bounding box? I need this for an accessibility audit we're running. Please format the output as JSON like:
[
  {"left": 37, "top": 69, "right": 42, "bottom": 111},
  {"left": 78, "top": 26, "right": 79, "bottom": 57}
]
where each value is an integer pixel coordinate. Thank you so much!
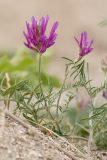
[
  {"left": 23, "top": 16, "right": 58, "bottom": 54},
  {"left": 75, "top": 31, "right": 94, "bottom": 57}
]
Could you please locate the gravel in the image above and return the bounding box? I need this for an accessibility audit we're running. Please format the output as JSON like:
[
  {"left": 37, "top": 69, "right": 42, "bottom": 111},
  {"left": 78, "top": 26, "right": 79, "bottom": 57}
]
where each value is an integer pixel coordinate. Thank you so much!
[{"left": 0, "top": 111, "right": 72, "bottom": 160}]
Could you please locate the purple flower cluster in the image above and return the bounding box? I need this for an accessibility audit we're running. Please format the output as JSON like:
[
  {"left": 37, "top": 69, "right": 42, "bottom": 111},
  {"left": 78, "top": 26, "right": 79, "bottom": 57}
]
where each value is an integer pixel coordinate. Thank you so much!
[
  {"left": 23, "top": 16, "right": 94, "bottom": 57},
  {"left": 74, "top": 31, "right": 94, "bottom": 57},
  {"left": 23, "top": 16, "right": 58, "bottom": 54}
]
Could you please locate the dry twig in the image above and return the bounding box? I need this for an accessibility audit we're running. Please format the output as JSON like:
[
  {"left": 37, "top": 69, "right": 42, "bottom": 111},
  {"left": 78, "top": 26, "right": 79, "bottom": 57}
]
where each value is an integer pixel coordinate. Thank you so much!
[{"left": 5, "top": 110, "right": 86, "bottom": 160}]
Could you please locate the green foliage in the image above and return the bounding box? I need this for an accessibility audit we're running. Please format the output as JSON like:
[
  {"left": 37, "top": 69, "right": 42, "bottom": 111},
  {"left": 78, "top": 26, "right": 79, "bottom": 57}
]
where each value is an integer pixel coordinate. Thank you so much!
[
  {"left": 0, "top": 47, "right": 60, "bottom": 88},
  {"left": 95, "top": 132, "right": 107, "bottom": 150},
  {"left": 1, "top": 50, "right": 107, "bottom": 150}
]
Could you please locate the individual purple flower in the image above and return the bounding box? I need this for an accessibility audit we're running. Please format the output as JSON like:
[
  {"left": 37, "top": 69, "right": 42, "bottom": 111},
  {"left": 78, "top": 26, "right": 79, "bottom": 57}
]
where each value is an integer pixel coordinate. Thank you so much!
[
  {"left": 74, "top": 31, "right": 94, "bottom": 57},
  {"left": 23, "top": 16, "right": 58, "bottom": 54}
]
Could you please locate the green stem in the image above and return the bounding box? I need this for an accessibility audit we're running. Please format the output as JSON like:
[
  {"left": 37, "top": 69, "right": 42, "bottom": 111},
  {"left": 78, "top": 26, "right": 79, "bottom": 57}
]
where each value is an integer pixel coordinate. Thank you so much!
[
  {"left": 56, "top": 77, "right": 66, "bottom": 115},
  {"left": 88, "top": 108, "right": 93, "bottom": 160},
  {"left": 38, "top": 54, "right": 42, "bottom": 83},
  {"left": 86, "top": 63, "right": 94, "bottom": 159},
  {"left": 38, "top": 54, "right": 46, "bottom": 105},
  {"left": 56, "top": 65, "right": 68, "bottom": 116},
  {"left": 38, "top": 54, "right": 62, "bottom": 134}
]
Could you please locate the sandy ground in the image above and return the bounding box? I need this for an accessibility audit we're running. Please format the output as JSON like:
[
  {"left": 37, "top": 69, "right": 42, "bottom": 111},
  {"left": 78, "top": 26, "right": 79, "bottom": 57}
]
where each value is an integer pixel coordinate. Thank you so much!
[
  {"left": 0, "top": 109, "right": 107, "bottom": 160},
  {"left": 0, "top": 0, "right": 107, "bottom": 83},
  {"left": 0, "top": 110, "right": 83, "bottom": 160}
]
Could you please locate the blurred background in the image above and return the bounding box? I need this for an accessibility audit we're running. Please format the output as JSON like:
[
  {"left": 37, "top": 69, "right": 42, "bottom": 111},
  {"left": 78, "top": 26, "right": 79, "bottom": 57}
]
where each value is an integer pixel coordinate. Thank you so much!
[{"left": 0, "top": 0, "right": 107, "bottom": 84}]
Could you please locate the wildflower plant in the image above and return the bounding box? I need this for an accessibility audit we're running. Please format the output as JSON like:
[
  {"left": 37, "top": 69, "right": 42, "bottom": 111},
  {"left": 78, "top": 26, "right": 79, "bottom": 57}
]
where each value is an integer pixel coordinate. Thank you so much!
[{"left": 1, "top": 16, "right": 107, "bottom": 158}]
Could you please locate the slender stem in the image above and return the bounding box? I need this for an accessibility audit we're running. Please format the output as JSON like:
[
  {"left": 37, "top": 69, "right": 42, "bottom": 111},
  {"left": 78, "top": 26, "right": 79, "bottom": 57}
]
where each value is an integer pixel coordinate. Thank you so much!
[
  {"left": 38, "top": 54, "right": 46, "bottom": 106},
  {"left": 67, "top": 135, "right": 88, "bottom": 141},
  {"left": 56, "top": 65, "right": 68, "bottom": 116},
  {"left": 56, "top": 78, "right": 66, "bottom": 115},
  {"left": 87, "top": 63, "right": 94, "bottom": 160},
  {"left": 38, "top": 54, "right": 62, "bottom": 134},
  {"left": 38, "top": 54, "right": 42, "bottom": 83},
  {"left": 76, "top": 122, "right": 89, "bottom": 133},
  {"left": 88, "top": 109, "right": 93, "bottom": 159}
]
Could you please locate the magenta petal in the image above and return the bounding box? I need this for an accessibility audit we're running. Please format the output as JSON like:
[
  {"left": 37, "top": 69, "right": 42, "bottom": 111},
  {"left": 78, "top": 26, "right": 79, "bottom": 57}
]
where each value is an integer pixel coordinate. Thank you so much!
[
  {"left": 23, "top": 16, "right": 58, "bottom": 54},
  {"left": 88, "top": 39, "right": 94, "bottom": 49},
  {"left": 44, "top": 15, "right": 49, "bottom": 30},
  {"left": 50, "top": 21, "right": 58, "bottom": 36},
  {"left": 80, "top": 32, "right": 84, "bottom": 48},
  {"left": 75, "top": 31, "right": 94, "bottom": 57}
]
